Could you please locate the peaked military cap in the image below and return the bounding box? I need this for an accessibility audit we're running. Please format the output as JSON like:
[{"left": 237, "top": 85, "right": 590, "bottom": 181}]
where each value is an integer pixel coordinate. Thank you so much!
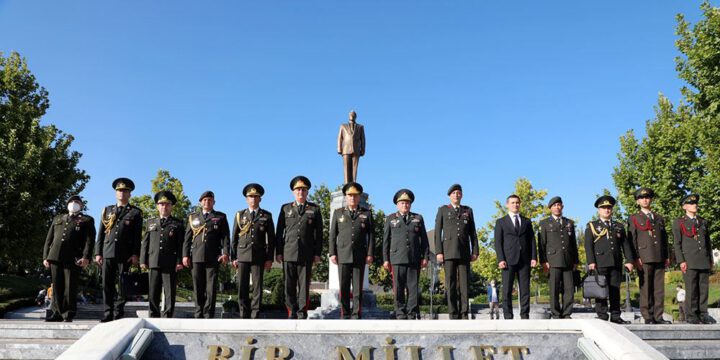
[
  {"left": 67, "top": 195, "right": 82, "bottom": 204},
  {"left": 198, "top": 190, "right": 215, "bottom": 201},
  {"left": 154, "top": 191, "right": 177, "bottom": 204},
  {"left": 112, "top": 177, "right": 135, "bottom": 191},
  {"left": 243, "top": 183, "right": 264, "bottom": 197},
  {"left": 342, "top": 182, "right": 363, "bottom": 195},
  {"left": 547, "top": 196, "right": 563, "bottom": 208},
  {"left": 447, "top": 184, "right": 462, "bottom": 196},
  {"left": 594, "top": 195, "right": 616, "bottom": 208},
  {"left": 681, "top": 193, "right": 699, "bottom": 205},
  {"left": 393, "top": 189, "right": 415, "bottom": 204},
  {"left": 290, "top": 175, "right": 311, "bottom": 190},
  {"left": 634, "top": 187, "right": 654, "bottom": 199}
]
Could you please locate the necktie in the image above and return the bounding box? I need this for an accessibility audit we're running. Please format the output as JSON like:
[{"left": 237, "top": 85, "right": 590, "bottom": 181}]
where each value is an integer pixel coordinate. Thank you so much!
[
  {"left": 605, "top": 220, "right": 610, "bottom": 228},
  {"left": 403, "top": 214, "right": 408, "bottom": 224},
  {"left": 298, "top": 204, "right": 305, "bottom": 214},
  {"left": 513, "top": 215, "right": 520, "bottom": 231},
  {"left": 351, "top": 210, "right": 356, "bottom": 219},
  {"left": 251, "top": 211, "right": 256, "bottom": 220},
  {"left": 204, "top": 212, "right": 209, "bottom": 221},
  {"left": 116, "top": 206, "right": 122, "bottom": 215},
  {"left": 160, "top": 218, "right": 166, "bottom": 226}
]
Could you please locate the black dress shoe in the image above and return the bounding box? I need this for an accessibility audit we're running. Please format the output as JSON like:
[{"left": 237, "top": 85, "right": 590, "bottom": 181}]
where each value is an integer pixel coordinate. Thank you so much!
[
  {"left": 45, "top": 317, "right": 63, "bottom": 322},
  {"left": 563, "top": 316, "right": 573, "bottom": 319},
  {"left": 701, "top": 317, "right": 715, "bottom": 324},
  {"left": 610, "top": 318, "right": 630, "bottom": 325},
  {"left": 644, "top": 319, "right": 657, "bottom": 324},
  {"left": 63, "top": 318, "right": 73, "bottom": 322},
  {"left": 100, "top": 316, "right": 114, "bottom": 323},
  {"left": 655, "top": 319, "right": 672, "bottom": 324},
  {"left": 687, "top": 318, "right": 702, "bottom": 324}
]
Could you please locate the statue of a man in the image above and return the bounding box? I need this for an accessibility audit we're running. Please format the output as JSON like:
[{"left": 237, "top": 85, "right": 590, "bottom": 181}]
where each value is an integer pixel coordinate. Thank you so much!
[{"left": 337, "top": 110, "right": 365, "bottom": 184}]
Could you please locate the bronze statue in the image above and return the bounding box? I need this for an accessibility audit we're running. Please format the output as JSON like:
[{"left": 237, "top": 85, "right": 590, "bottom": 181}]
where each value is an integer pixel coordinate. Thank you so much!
[{"left": 337, "top": 110, "right": 365, "bottom": 184}]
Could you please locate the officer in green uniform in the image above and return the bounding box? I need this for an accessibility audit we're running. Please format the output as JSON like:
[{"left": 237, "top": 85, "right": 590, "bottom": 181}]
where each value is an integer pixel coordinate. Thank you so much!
[
  {"left": 276, "top": 176, "right": 323, "bottom": 319},
  {"left": 434, "top": 184, "right": 479, "bottom": 320},
  {"left": 43, "top": 195, "right": 96, "bottom": 322},
  {"left": 140, "top": 191, "right": 184, "bottom": 318},
  {"left": 673, "top": 194, "right": 714, "bottom": 324},
  {"left": 628, "top": 187, "right": 671, "bottom": 324},
  {"left": 537, "top": 196, "right": 578, "bottom": 319},
  {"left": 95, "top": 178, "right": 143, "bottom": 322},
  {"left": 329, "top": 182, "right": 374, "bottom": 319},
  {"left": 584, "top": 195, "right": 634, "bottom": 324},
  {"left": 383, "top": 189, "right": 429, "bottom": 320},
  {"left": 231, "top": 183, "right": 276, "bottom": 319},
  {"left": 183, "top": 190, "right": 230, "bottom": 318}
]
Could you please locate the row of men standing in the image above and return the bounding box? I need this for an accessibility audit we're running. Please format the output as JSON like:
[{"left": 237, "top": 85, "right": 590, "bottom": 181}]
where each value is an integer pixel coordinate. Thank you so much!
[{"left": 495, "top": 188, "right": 714, "bottom": 325}]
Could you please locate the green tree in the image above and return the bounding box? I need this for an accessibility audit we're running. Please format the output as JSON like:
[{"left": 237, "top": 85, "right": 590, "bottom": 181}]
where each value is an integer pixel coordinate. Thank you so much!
[
  {"left": 613, "top": 2, "right": 720, "bottom": 248},
  {"left": 308, "top": 184, "right": 333, "bottom": 282},
  {"left": 0, "top": 52, "right": 89, "bottom": 272}
]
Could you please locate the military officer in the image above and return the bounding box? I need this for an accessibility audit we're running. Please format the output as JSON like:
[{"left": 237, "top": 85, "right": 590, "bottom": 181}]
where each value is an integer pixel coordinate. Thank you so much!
[
  {"left": 140, "top": 191, "right": 184, "bottom": 318},
  {"left": 95, "top": 178, "right": 143, "bottom": 322},
  {"left": 628, "top": 187, "right": 671, "bottom": 324},
  {"left": 43, "top": 195, "right": 96, "bottom": 322},
  {"left": 329, "top": 182, "right": 374, "bottom": 319},
  {"left": 383, "top": 189, "right": 429, "bottom": 320},
  {"left": 183, "top": 191, "right": 230, "bottom": 318},
  {"left": 673, "top": 194, "right": 714, "bottom": 324},
  {"left": 434, "top": 184, "right": 479, "bottom": 320},
  {"left": 584, "top": 195, "right": 634, "bottom": 324},
  {"left": 231, "top": 183, "right": 276, "bottom": 319},
  {"left": 276, "top": 176, "right": 323, "bottom": 319},
  {"left": 537, "top": 196, "right": 578, "bottom": 319}
]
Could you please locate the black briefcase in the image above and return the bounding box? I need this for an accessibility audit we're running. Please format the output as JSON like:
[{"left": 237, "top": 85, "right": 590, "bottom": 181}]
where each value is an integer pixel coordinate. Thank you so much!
[
  {"left": 121, "top": 271, "right": 149, "bottom": 296},
  {"left": 582, "top": 271, "right": 608, "bottom": 300}
]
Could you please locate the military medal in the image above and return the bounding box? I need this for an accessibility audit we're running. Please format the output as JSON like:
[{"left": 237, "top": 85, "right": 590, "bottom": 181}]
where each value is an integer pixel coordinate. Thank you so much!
[{"left": 192, "top": 218, "right": 201, "bottom": 227}]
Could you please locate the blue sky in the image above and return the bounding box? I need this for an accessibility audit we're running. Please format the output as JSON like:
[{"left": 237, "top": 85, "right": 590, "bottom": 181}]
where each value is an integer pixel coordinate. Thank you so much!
[{"left": 0, "top": 1, "right": 707, "bottom": 229}]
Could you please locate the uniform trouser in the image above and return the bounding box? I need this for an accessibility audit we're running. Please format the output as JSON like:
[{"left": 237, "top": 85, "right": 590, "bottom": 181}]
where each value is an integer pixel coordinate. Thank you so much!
[
  {"left": 237, "top": 262, "right": 264, "bottom": 319},
  {"left": 192, "top": 262, "right": 218, "bottom": 318},
  {"left": 684, "top": 268, "right": 709, "bottom": 321},
  {"left": 102, "top": 258, "right": 130, "bottom": 319},
  {"left": 501, "top": 262, "right": 531, "bottom": 319},
  {"left": 549, "top": 266, "right": 575, "bottom": 318},
  {"left": 443, "top": 259, "right": 470, "bottom": 319},
  {"left": 49, "top": 261, "right": 79, "bottom": 320},
  {"left": 638, "top": 262, "right": 665, "bottom": 321},
  {"left": 391, "top": 264, "right": 420, "bottom": 319},
  {"left": 489, "top": 302, "right": 500, "bottom": 319},
  {"left": 342, "top": 154, "right": 360, "bottom": 184},
  {"left": 339, "top": 263, "right": 365, "bottom": 319},
  {"left": 678, "top": 301, "right": 686, "bottom": 322},
  {"left": 595, "top": 267, "right": 622, "bottom": 320},
  {"left": 284, "top": 260, "right": 313, "bottom": 319},
  {"left": 149, "top": 267, "right": 177, "bottom": 318}
]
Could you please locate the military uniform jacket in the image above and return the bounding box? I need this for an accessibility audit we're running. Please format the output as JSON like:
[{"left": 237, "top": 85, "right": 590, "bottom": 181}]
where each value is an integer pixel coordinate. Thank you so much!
[
  {"left": 434, "top": 205, "right": 479, "bottom": 260},
  {"left": 232, "top": 208, "right": 276, "bottom": 264},
  {"left": 673, "top": 215, "right": 712, "bottom": 270},
  {"left": 141, "top": 216, "right": 184, "bottom": 269},
  {"left": 584, "top": 219, "right": 634, "bottom": 268},
  {"left": 44, "top": 213, "right": 96, "bottom": 263},
  {"left": 183, "top": 210, "right": 230, "bottom": 263},
  {"left": 537, "top": 216, "right": 578, "bottom": 268},
  {"left": 628, "top": 211, "right": 668, "bottom": 263},
  {"left": 329, "top": 207, "right": 374, "bottom": 265},
  {"left": 95, "top": 205, "right": 143, "bottom": 260},
  {"left": 276, "top": 202, "right": 323, "bottom": 263},
  {"left": 383, "top": 212, "right": 429, "bottom": 266}
]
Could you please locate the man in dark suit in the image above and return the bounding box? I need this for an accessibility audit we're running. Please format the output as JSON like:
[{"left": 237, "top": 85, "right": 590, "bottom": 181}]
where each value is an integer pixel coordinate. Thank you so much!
[
  {"left": 140, "top": 191, "right": 184, "bottom": 318},
  {"left": 337, "top": 110, "right": 366, "bottom": 184},
  {"left": 329, "top": 182, "right": 374, "bottom": 319},
  {"left": 383, "top": 189, "right": 429, "bottom": 320},
  {"left": 95, "top": 178, "right": 143, "bottom": 322},
  {"left": 183, "top": 190, "right": 230, "bottom": 318},
  {"left": 584, "top": 195, "right": 634, "bottom": 324},
  {"left": 434, "top": 184, "right": 479, "bottom": 320},
  {"left": 673, "top": 194, "right": 714, "bottom": 324},
  {"left": 276, "top": 176, "right": 323, "bottom": 319},
  {"left": 231, "top": 183, "right": 276, "bottom": 319},
  {"left": 537, "top": 196, "right": 578, "bottom": 319},
  {"left": 494, "top": 194, "right": 537, "bottom": 319},
  {"left": 43, "top": 195, "right": 96, "bottom": 322},
  {"left": 628, "top": 187, "right": 671, "bottom": 324}
]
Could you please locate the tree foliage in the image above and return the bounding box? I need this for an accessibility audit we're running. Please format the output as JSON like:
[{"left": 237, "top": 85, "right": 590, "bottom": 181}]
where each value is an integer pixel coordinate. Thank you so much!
[
  {"left": 0, "top": 51, "right": 89, "bottom": 272},
  {"left": 614, "top": 2, "right": 720, "bottom": 248}
]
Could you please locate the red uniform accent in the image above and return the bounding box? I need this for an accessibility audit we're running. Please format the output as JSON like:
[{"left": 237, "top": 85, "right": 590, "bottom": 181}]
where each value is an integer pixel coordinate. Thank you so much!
[
  {"left": 680, "top": 218, "right": 697, "bottom": 238},
  {"left": 631, "top": 215, "right": 653, "bottom": 235}
]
